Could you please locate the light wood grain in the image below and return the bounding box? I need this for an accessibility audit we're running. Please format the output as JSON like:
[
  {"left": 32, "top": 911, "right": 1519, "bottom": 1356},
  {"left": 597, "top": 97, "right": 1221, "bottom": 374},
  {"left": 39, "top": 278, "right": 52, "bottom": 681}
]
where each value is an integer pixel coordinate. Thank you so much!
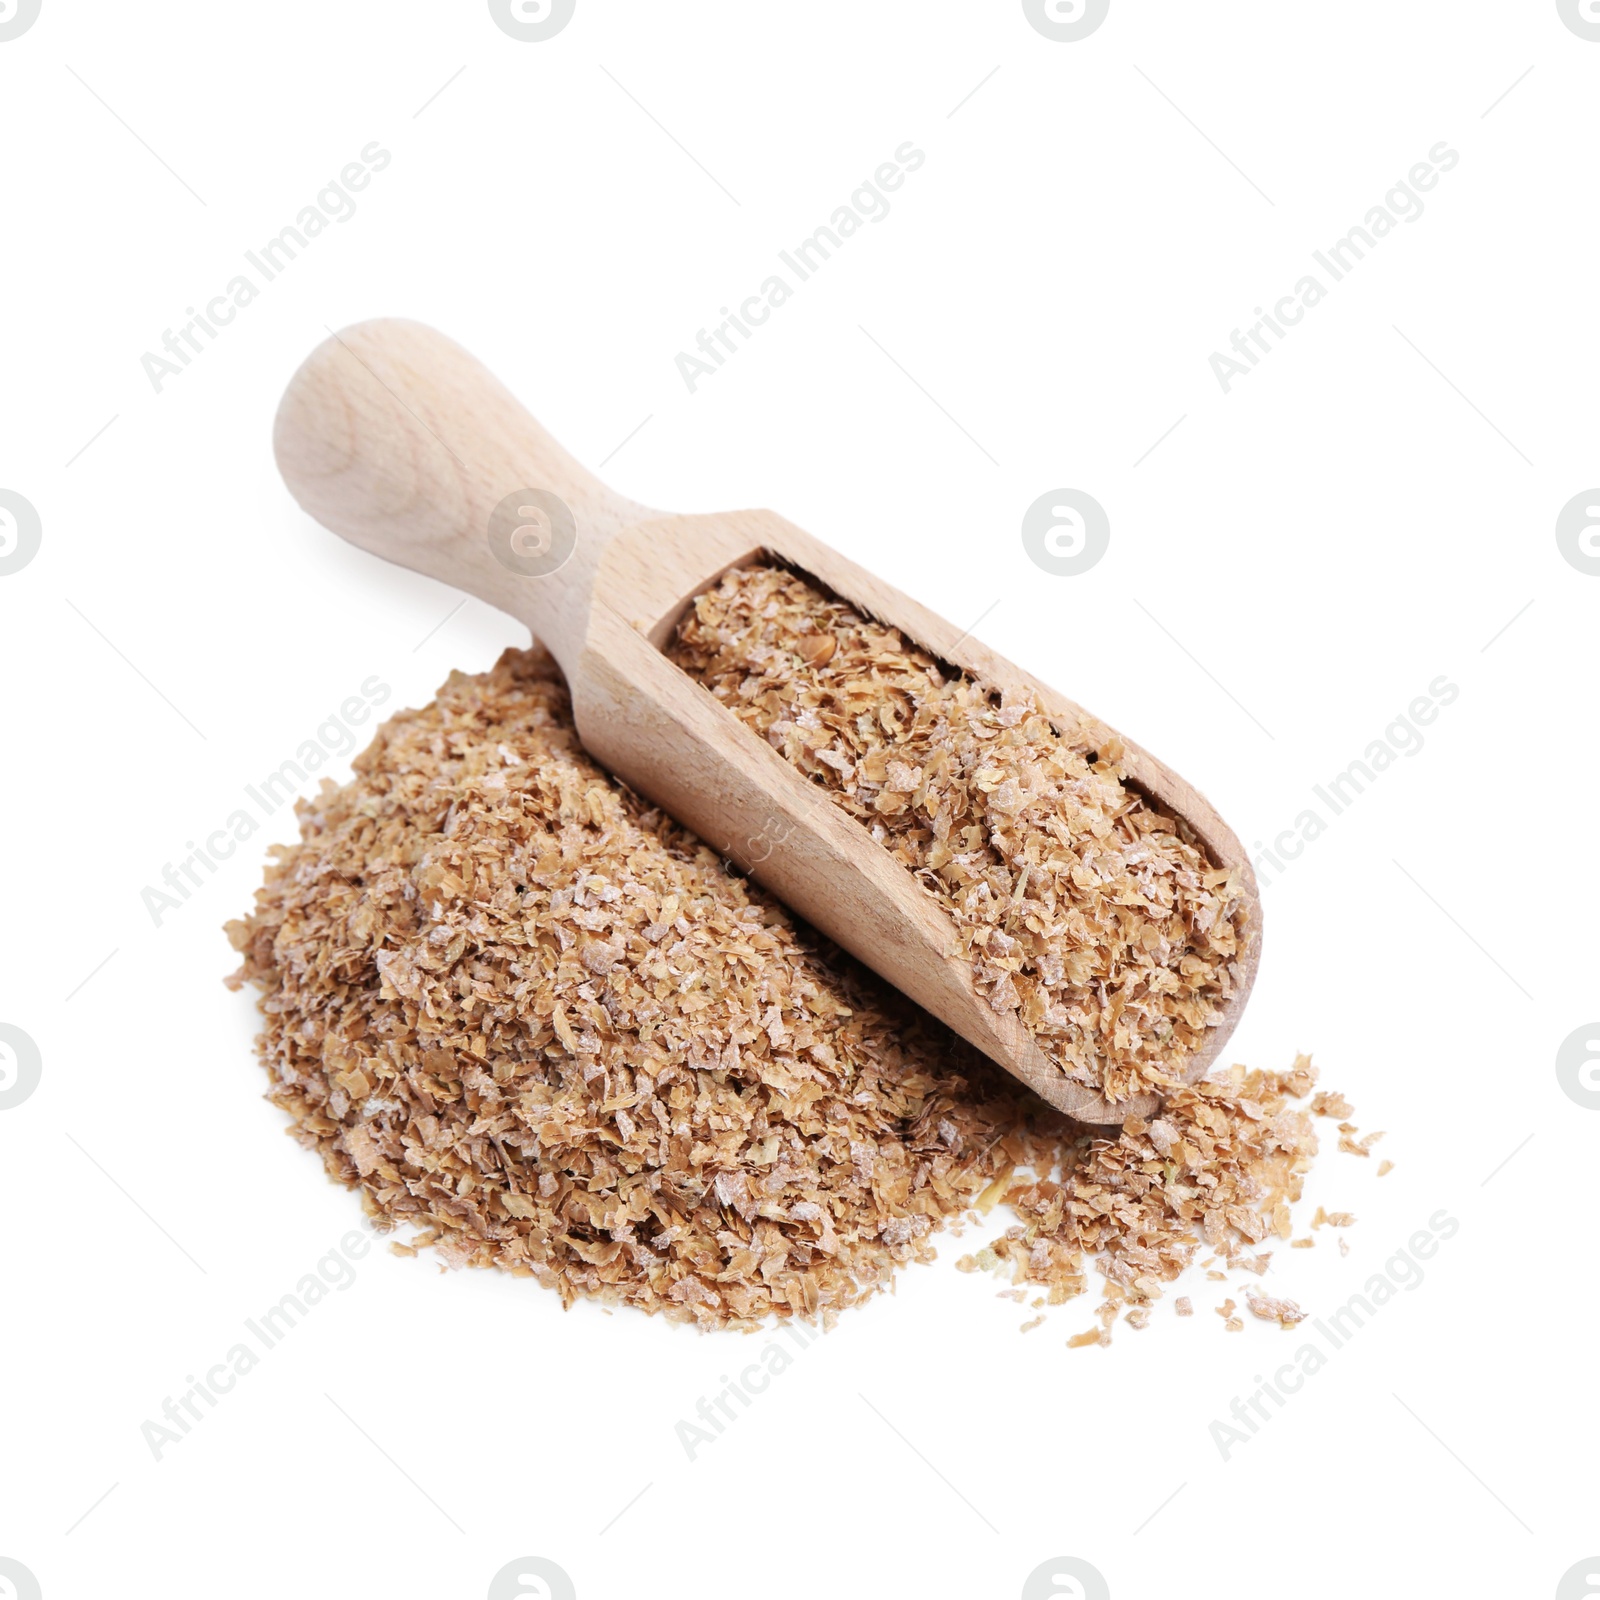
[{"left": 274, "top": 319, "right": 1261, "bottom": 1124}]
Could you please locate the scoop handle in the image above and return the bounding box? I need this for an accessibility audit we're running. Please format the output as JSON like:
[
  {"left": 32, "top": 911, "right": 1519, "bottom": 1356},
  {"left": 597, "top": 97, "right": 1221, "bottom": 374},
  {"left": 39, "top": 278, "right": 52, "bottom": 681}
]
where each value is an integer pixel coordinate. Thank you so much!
[{"left": 272, "top": 318, "right": 656, "bottom": 669}]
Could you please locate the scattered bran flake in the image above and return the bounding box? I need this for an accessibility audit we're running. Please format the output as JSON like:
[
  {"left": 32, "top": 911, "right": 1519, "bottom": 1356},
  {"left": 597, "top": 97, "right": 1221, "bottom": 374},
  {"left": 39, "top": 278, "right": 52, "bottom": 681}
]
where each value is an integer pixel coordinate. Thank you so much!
[
  {"left": 667, "top": 565, "right": 1251, "bottom": 1104},
  {"left": 1339, "top": 1237, "right": 1350, "bottom": 1257},
  {"left": 1224, "top": 1317, "right": 1243, "bottom": 1333},
  {"left": 1175, "top": 1297, "right": 1193, "bottom": 1316},
  {"left": 1378, "top": 1160, "right": 1394, "bottom": 1177},
  {"left": 1292, "top": 1236, "right": 1314, "bottom": 1249},
  {"left": 225, "top": 647, "right": 1352, "bottom": 1336},
  {"left": 1020, "top": 1315, "right": 1044, "bottom": 1333},
  {"left": 1246, "top": 1289, "right": 1306, "bottom": 1328},
  {"left": 1311, "top": 1091, "right": 1354, "bottom": 1119},
  {"left": 1216, "top": 1299, "right": 1237, "bottom": 1321},
  {"left": 1067, "top": 1328, "right": 1101, "bottom": 1349},
  {"left": 1311, "top": 1206, "right": 1360, "bottom": 1230},
  {"left": 1284, "top": 1053, "right": 1317, "bottom": 1097},
  {"left": 1339, "top": 1129, "right": 1386, "bottom": 1158}
]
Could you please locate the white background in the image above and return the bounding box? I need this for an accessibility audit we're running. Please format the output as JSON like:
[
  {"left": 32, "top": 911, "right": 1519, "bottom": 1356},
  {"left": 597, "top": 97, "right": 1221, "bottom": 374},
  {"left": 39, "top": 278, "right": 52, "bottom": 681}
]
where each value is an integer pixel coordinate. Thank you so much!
[{"left": 2, "top": 2, "right": 1597, "bottom": 1597}]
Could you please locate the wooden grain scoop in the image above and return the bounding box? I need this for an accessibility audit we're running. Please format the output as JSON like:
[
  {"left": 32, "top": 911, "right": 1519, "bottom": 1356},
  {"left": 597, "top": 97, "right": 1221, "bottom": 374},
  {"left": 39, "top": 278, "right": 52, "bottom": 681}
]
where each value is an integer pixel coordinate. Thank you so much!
[{"left": 274, "top": 319, "right": 1260, "bottom": 1124}]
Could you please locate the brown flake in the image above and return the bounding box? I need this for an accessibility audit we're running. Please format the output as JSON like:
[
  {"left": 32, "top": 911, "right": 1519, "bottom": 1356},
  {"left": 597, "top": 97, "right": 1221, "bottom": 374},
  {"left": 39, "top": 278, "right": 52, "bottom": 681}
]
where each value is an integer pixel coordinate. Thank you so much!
[
  {"left": 1339, "top": 1129, "right": 1386, "bottom": 1158},
  {"left": 1245, "top": 1288, "right": 1307, "bottom": 1328},
  {"left": 1311, "top": 1206, "right": 1356, "bottom": 1230}
]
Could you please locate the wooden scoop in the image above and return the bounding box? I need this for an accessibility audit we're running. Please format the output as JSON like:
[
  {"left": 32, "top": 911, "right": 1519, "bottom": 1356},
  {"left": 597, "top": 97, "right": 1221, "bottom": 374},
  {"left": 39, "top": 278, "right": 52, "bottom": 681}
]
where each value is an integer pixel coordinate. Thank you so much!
[{"left": 274, "top": 319, "right": 1261, "bottom": 1123}]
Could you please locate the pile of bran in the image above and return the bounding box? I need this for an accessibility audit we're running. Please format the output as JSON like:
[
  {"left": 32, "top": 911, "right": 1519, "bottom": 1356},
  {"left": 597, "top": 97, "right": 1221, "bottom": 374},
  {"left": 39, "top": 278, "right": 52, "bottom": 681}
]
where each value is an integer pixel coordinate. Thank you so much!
[{"left": 227, "top": 648, "right": 1339, "bottom": 1336}]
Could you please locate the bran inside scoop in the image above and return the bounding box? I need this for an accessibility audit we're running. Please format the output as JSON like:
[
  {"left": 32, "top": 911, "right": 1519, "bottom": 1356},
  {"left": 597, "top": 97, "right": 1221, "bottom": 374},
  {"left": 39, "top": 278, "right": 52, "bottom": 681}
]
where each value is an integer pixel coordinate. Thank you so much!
[{"left": 668, "top": 564, "right": 1251, "bottom": 1103}]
